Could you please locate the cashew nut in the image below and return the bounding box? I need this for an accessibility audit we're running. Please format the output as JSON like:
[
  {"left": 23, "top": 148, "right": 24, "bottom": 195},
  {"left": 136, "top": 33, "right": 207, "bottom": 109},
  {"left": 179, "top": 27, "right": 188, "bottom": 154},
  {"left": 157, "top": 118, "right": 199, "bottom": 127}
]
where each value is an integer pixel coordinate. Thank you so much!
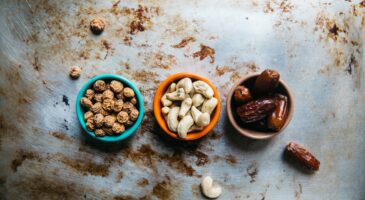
[
  {"left": 176, "top": 77, "right": 193, "bottom": 94},
  {"left": 167, "top": 107, "right": 180, "bottom": 132},
  {"left": 201, "top": 176, "right": 222, "bottom": 199},
  {"left": 191, "top": 106, "right": 210, "bottom": 127},
  {"left": 161, "top": 93, "right": 172, "bottom": 107},
  {"left": 188, "top": 124, "right": 204, "bottom": 132},
  {"left": 193, "top": 81, "right": 214, "bottom": 98},
  {"left": 168, "top": 82, "right": 176, "bottom": 93},
  {"left": 161, "top": 107, "right": 170, "bottom": 115},
  {"left": 189, "top": 86, "right": 195, "bottom": 97},
  {"left": 201, "top": 97, "right": 218, "bottom": 115},
  {"left": 178, "top": 97, "right": 192, "bottom": 118},
  {"left": 177, "top": 113, "right": 194, "bottom": 138},
  {"left": 192, "top": 93, "right": 205, "bottom": 107},
  {"left": 166, "top": 88, "right": 186, "bottom": 101}
]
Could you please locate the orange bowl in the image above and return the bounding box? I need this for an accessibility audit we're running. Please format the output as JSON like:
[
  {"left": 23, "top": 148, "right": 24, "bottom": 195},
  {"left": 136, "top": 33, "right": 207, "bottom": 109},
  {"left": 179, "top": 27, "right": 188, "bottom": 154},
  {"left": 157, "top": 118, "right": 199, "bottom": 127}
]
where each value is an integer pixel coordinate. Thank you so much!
[{"left": 153, "top": 73, "right": 221, "bottom": 141}]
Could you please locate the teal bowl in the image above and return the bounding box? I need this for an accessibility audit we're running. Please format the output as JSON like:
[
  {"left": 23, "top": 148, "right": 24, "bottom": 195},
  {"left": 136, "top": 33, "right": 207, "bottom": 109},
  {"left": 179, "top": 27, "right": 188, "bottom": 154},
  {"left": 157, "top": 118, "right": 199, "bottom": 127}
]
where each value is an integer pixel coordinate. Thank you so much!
[{"left": 76, "top": 74, "right": 144, "bottom": 142}]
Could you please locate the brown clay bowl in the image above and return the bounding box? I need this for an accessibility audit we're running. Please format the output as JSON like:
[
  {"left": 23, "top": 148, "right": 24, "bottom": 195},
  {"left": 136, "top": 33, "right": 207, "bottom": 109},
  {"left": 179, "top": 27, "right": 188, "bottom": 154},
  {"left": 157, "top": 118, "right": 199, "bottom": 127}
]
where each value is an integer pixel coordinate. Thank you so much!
[{"left": 226, "top": 73, "right": 294, "bottom": 139}]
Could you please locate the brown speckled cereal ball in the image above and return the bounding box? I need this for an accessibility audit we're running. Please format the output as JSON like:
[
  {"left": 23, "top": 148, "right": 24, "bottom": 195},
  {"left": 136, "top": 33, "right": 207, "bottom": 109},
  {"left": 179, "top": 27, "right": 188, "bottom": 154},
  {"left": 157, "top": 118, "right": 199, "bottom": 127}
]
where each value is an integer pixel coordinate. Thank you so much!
[
  {"left": 90, "top": 18, "right": 105, "bottom": 35},
  {"left": 130, "top": 109, "right": 139, "bottom": 121},
  {"left": 122, "top": 102, "right": 134, "bottom": 113},
  {"left": 102, "top": 89, "right": 114, "bottom": 100},
  {"left": 84, "top": 111, "right": 94, "bottom": 121},
  {"left": 93, "top": 80, "right": 106, "bottom": 92},
  {"left": 103, "top": 115, "right": 116, "bottom": 127},
  {"left": 94, "top": 93, "right": 103, "bottom": 102},
  {"left": 113, "top": 99, "right": 124, "bottom": 112},
  {"left": 123, "top": 87, "right": 135, "bottom": 98},
  {"left": 110, "top": 80, "right": 124, "bottom": 93},
  {"left": 112, "top": 122, "right": 125, "bottom": 134},
  {"left": 90, "top": 102, "right": 102, "bottom": 113},
  {"left": 103, "top": 127, "right": 114, "bottom": 135},
  {"left": 95, "top": 129, "right": 105, "bottom": 137},
  {"left": 69, "top": 66, "right": 81, "bottom": 79},
  {"left": 102, "top": 99, "right": 114, "bottom": 112},
  {"left": 81, "top": 97, "right": 93, "bottom": 109},
  {"left": 85, "top": 89, "right": 95, "bottom": 100},
  {"left": 86, "top": 119, "right": 95, "bottom": 131},
  {"left": 94, "top": 113, "right": 104, "bottom": 128},
  {"left": 130, "top": 97, "right": 137, "bottom": 105},
  {"left": 117, "top": 111, "right": 129, "bottom": 124}
]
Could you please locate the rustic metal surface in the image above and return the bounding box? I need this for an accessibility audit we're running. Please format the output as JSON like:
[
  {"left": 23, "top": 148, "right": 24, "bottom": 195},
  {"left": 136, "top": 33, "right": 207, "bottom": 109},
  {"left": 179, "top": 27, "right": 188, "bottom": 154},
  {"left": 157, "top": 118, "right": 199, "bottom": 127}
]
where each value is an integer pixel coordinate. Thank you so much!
[{"left": 0, "top": 0, "right": 364, "bottom": 199}]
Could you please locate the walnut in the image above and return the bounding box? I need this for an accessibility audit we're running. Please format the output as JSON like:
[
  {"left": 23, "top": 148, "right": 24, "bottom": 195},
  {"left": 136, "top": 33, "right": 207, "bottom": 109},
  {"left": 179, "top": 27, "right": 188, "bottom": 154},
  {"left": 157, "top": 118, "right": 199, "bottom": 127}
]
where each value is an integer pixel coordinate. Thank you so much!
[
  {"left": 112, "top": 122, "right": 125, "bottom": 134},
  {"left": 103, "top": 115, "right": 116, "bottom": 127},
  {"left": 130, "top": 97, "right": 137, "bottom": 105},
  {"left": 117, "top": 111, "right": 129, "bottom": 124},
  {"left": 86, "top": 119, "right": 95, "bottom": 131},
  {"left": 69, "top": 66, "right": 81, "bottom": 79},
  {"left": 103, "top": 127, "right": 114, "bottom": 135},
  {"left": 93, "top": 80, "right": 106, "bottom": 92},
  {"left": 130, "top": 109, "right": 139, "bottom": 121},
  {"left": 113, "top": 99, "right": 124, "bottom": 112},
  {"left": 85, "top": 89, "right": 95, "bottom": 100},
  {"left": 94, "top": 93, "right": 103, "bottom": 102},
  {"left": 102, "top": 89, "right": 114, "bottom": 100},
  {"left": 95, "top": 129, "right": 105, "bottom": 137},
  {"left": 84, "top": 111, "right": 94, "bottom": 121},
  {"left": 123, "top": 87, "right": 135, "bottom": 98},
  {"left": 94, "top": 113, "right": 104, "bottom": 128},
  {"left": 80, "top": 97, "right": 93, "bottom": 109},
  {"left": 122, "top": 102, "right": 134, "bottom": 113},
  {"left": 90, "top": 102, "right": 102, "bottom": 113},
  {"left": 116, "top": 92, "right": 125, "bottom": 100},
  {"left": 102, "top": 99, "right": 114, "bottom": 112},
  {"left": 110, "top": 80, "right": 124, "bottom": 93},
  {"left": 90, "top": 18, "right": 105, "bottom": 35}
]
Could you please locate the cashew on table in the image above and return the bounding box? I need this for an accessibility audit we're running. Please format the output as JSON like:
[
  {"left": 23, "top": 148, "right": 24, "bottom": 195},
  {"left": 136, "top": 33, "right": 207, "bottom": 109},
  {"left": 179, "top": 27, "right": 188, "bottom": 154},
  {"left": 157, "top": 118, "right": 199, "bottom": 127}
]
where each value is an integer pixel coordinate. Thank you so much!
[{"left": 161, "top": 78, "right": 218, "bottom": 138}]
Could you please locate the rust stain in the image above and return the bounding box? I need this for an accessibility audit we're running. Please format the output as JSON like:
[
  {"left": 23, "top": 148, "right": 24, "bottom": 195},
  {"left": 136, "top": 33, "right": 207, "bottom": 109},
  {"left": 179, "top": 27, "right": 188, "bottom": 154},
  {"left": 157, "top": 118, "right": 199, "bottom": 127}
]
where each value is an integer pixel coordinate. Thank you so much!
[
  {"left": 193, "top": 44, "right": 215, "bottom": 64},
  {"left": 112, "top": 0, "right": 121, "bottom": 8},
  {"left": 116, "top": 69, "right": 159, "bottom": 83},
  {"left": 101, "top": 39, "right": 114, "bottom": 60},
  {"left": 137, "top": 178, "right": 149, "bottom": 187},
  {"left": 49, "top": 131, "right": 73, "bottom": 143},
  {"left": 127, "top": 5, "right": 159, "bottom": 35},
  {"left": 172, "top": 36, "right": 196, "bottom": 48},
  {"left": 225, "top": 154, "right": 237, "bottom": 165},
  {"left": 60, "top": 156, "right": 113, "bottom": 177},
  {"left": 152, "top": 176, "right": 173, "bottom": 200},
  {"left": 11, "top": 150, "right": 42, "bottom": 172},
  {"left": 246, "top": 161, "right": 258, "bottom": 183},
  {"left": 116, "top": 171, "right": 124, "bottom": 183},
  {"left": 263, "top": 0, "right": 294, "bottom": 14},
  {"left": 194, "top": 151, "right": 209, "bottom": 166},
  {"left": 142, "top": 52, "right": 177, "bottom": 69}
]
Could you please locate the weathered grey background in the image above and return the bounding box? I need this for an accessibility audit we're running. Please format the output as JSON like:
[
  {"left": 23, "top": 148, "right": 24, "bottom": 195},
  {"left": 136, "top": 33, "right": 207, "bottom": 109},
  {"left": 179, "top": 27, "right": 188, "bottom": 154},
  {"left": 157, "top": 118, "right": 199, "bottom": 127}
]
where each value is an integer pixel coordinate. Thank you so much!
[{"left": 0, "top": 0, "right": 364, "bottom": 199}]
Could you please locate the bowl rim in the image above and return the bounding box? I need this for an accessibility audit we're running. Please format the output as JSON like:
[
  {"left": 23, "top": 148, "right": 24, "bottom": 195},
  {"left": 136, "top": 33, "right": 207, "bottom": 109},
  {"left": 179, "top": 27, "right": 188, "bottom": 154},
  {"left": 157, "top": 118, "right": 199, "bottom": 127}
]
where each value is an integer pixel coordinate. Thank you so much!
[
  {"left": 76, "top": 74, "right": 144, "bottom": 142},
  {"left": 226, "top": 73, "right": 294, "bottom": 139},
  {"left": 153, "top": 72, "right": 221, "bottom": 141}
]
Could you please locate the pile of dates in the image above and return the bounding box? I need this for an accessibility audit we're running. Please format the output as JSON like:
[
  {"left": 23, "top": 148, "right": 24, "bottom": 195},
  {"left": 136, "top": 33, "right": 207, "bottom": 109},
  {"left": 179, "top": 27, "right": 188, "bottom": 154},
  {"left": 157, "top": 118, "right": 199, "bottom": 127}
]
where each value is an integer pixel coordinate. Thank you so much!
[{"left": 234, "top": 69, "right": 289, "bottom": 132}]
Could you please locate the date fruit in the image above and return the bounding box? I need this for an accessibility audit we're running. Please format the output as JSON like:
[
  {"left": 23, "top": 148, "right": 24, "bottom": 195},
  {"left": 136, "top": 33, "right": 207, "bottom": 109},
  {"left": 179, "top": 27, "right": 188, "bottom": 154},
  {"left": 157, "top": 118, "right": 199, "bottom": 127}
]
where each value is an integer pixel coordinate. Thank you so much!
[
  {"left": 267, "top": 94, "right": 288, "bottom": 131},
  {"left": 236, "top": 98, "right": 276, "bottom": 123},
  {"left": 286, "top": 142, "right": 320, "bottom": 171},
  {"left": 234, "top": 85, "right": 252, "bottom": 104},
  {"left": 254, "top": 69, "right": 280, "bottom": 96}
]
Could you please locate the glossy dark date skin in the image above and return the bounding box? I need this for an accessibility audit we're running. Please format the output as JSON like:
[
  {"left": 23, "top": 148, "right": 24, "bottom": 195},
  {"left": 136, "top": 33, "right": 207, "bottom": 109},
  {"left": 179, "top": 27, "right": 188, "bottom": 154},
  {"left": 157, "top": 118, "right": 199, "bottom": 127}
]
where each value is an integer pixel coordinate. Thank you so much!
[
  {"left": 236, "top": 98, "right": 276, "bottom": 123},
  {"left": 234, "top": 85, "right": 252, "bottom": 104},
  {"left": 267, "top": 94, "right": 288, "bottom": 131},
  {"left": 254, "top": 69, "right": 280, "bottom": 96},
  {"left": 286, "top": 142, "right": 320, "bottom": 171}
]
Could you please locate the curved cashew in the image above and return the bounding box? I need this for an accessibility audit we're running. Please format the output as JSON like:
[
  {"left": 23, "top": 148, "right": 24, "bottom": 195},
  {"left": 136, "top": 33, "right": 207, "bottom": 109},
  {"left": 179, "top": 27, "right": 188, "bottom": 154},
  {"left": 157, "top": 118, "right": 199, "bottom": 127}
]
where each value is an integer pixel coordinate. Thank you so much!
[
  {"left": 166, "top": 88, "right": 186, "bottom": 101},
  {"left": 168, "top": 82, "right": 176, "bottom": 93},
  {"left": 201, "top": 97, "right": 218, "bottom": 115},
  {"left": 176, "top": 78, "right": 193, "bottom": 94},
  {"left": 189, "top": 86, "right": 195, "bottom": 97},
  {"left": 191, "top": 106, "right": 210, "bottom": 127},
  {"left": 161, "top": 106, "right": 170, "bottom": 115},
  {"left": 167, "top": 107, "right": 180, "bottom": 132},
  {"left": 201, "top": 176, "right": 222, "bottom": 199},
  {"left": 188, "top": 125, "right": 204, "bottom": 132},
  {"left": 177, "top": 113, "right": 194, "bottom": 138},
  {"left": 192, "top": 93, "right": 205, "bottom": 107},
  {"left": 161, "top": 93, "right": 172, "bottom": 107},
  {"left": 178, "top": 97, "right": 192, "bottom": 118},
  {"left": 193, "top": 81, "right": 214, "bottom": 98}
]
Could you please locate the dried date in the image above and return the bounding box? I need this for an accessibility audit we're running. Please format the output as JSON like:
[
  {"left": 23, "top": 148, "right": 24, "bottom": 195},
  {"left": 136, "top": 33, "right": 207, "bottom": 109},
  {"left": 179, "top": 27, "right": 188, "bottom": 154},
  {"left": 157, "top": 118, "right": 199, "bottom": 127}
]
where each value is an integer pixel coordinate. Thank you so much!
[
  {"left": 234, "top": 85, "right": 252, "bottom": 104},
  {"left": 236, "top": 98, "right": 276, "bottom": 123},
  {"left": 254, "top": 69, "right": 280, "bottom": 96},
  {"left": 286, "top": 142, "right": 320, "bottom": 171},
  {"left": 267, "top": 94, "right": 288, "bottom": 131}
]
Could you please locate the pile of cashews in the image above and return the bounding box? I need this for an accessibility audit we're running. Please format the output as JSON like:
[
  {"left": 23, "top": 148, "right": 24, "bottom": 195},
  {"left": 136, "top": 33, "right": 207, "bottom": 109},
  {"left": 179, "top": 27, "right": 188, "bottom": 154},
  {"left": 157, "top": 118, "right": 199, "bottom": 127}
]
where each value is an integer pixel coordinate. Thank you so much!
[{"left": 161, "top": 78, "right": 218, "bottom": 139}]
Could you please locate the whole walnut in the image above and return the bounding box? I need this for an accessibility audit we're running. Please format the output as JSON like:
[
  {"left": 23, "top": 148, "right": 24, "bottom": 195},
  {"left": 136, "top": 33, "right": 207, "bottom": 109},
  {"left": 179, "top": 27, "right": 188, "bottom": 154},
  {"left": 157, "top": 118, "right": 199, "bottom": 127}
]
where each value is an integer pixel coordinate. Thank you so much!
[
  {"left": 86, "top": 119, "right": 95, "bottom": 131},
  {"left": 93, "top": 80, "right": 106, "bottom": 92},
  {"left": 123, "top": 87, "right": 135, "bottom": 98},
  {"left": 84, "top": 111, "right": 94, "bottom": 121},
  {"left": 113, "top": 99, "right": 124, "bottom": 112},
  {"left": 122, "top": 102, "right": 135, "bottom": 113},
  {"left": 90, "top": 102, "right": 102, "bottom": 113},
  {"left": 112, "top": 122, "right": 125, "bottom": 134},
  {"left": 85, "top": 89, "right": 95, "bottom": 100},
  {"left": 130, "top": 97, "right": 137, "bottom": 105},
  {"left": 102, "top": 99, "right": 115, "bottom": 112},
  {"left": 69, "top": 66, "right": 81, "bottom": 79},
  {"left": 130, "top": 109, "right": 139, "bottom": 121},
  {"left": 110, "top": 80, "right": 124, "bottom": 93},
  {"left": 103, "top": 115, "right": 116, "bottom": 127},
  {"left": 117, "top": 111, "right": 129, "bottom": 124},
  {"left": 80, "top": 97, "right": 93, "bottom": 109},
  {"left": 94, "top": 113, "right": 104, "bottom": 128},
  {"left": 95, "top": 129, "right": 105, "bottom": 137},
  {"left": 102, "top": 89, "right": 114, "bottom": 100},
  {"left": 94, "top": 93, "right": 103, "bottom": 102}
]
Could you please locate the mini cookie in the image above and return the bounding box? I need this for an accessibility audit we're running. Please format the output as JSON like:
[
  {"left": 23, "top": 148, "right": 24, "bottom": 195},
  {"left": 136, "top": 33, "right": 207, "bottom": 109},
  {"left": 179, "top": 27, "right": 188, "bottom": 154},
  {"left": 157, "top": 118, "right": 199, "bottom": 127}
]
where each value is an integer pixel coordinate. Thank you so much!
[
  {"left": 93, "top": 80, "right": 106, "bottom": 92},
  {"left": 102, "top": 99, "right": 115, "bottom": 112},
  {"left": 86, "top": 118, "right": 95, "bottom": 131},
  {"left": 112, "top": 122, "right": 125, "bottom": 134},
  {"left": 113, "top": 99, "right": 124, "bottom": 112},
  {"left": 90, "top": 102, "right": 102, "bottom": 113},
  {"left": 102, "top": 89, "right": 114, "bottom": 100},
  {"left": 103, "top": 115, "right": 116, "bottom": 127},
  {"left": 85, "top": 89, "right": 95, "bottom": 100},
  {"left": 80, "top": 97, "right": 93, "bottom": 109},
  {"left": 122, "top": 102, "right": 134, "bottom": 113},
  {"left": 94, "top": 113, "right": 104, "bottom": 128},
  {"left": 69, "top": 66, "right": 81, "bottom": 79},
  {"left": 130, "top": 109, "right": 139, "bottom": 121},
  {"left": 117, "top": 111, "right": 129, "bottom": 124},
  {"left": 95, "top": 129, "right": 105, "bottom": 137},
  {"left": 110, "top": 80, "right": 124, "bottom": 93},
  {"left": 123, "top": 87, "right": 135, "bottom": 98},
  {"left": 84, "top": 111, "right": 94, "bottom": 120}
]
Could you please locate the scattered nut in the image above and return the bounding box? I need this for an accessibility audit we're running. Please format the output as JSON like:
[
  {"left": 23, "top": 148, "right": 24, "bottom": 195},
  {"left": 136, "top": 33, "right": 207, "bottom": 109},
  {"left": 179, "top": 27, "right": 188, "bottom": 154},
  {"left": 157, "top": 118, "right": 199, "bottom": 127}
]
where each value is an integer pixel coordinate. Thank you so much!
[
  {"left": 90, "top": 18, "right": 105, "bottom": 35},
  {"left": 85, "top": 89, "right": 95, "bottom": 100},
  {"left": 94, "top": 113, "right": 104, "bottom": 128},
  {"left": 69, "top": 66, "right": 81, "bottom": 79},
  {"left": 103, "top": 115, "right": 116, "bottom": 127},
  {"left": 90, "top": 102, "right": 102, "bottom": 113},
  {"left": 93, "top": 80, "right": 106, "bottom": 92},
  {"left": 110, "top": 80, "right": 124, "bottom": 93},
  {"left": 95, "top": 129, "right": 105, "bottom": 137},
  {"left": 112, "top": 122, "right": 125, "bottom": 134},
  {"left": 84, "top": 111, "right": 94, "bottom": 120},
  {"left": 80, "top": 97, "right": 93, "bottom": 109},
  {"left": 117, "top": 111, "right": 129, "bottom": 124},
  {"left": 123, "top": 87, "right": 135, "bottom": 98},
  {"left": 201, "top": 176, "right": 222, "bottom": 199}
]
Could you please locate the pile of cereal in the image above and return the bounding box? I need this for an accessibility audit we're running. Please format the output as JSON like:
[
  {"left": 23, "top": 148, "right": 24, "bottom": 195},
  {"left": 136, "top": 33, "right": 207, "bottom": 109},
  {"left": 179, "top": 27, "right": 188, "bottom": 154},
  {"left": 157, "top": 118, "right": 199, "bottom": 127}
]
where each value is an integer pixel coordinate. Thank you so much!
[{"left": 80, "top": 80, "right": 139, "bottom": 137}]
